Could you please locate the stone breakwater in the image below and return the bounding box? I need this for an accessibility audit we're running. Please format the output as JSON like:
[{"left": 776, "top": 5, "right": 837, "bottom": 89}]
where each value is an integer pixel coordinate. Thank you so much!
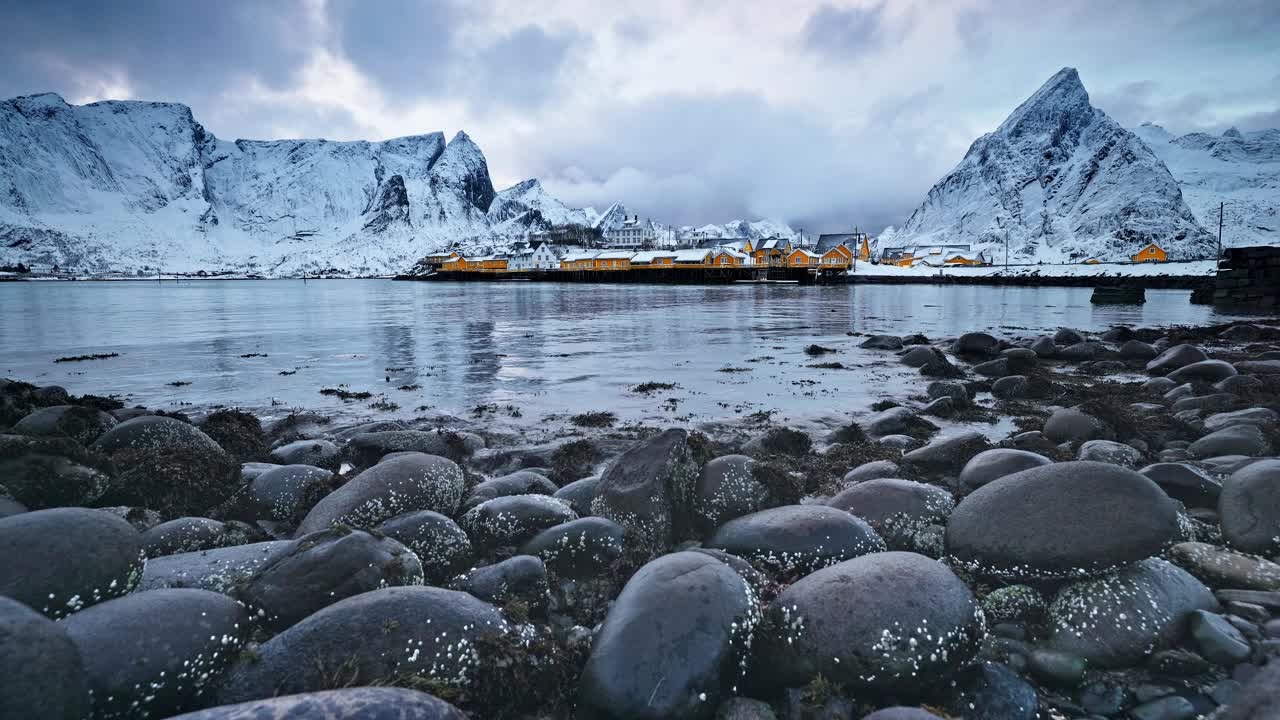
[{"left": 2, "top": 318, "right": 1280, "bottom": 719}]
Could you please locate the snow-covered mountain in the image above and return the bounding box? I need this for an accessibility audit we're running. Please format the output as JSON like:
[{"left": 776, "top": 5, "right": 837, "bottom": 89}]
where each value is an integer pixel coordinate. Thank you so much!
[
  {"left": 0, "top": 93, "right": 591, "bottom": 275},
  {"left": 488, "top": 179, "right": 595, "bottom": 235},
  {"left": 674, "top": 219, "right": 797, "bottom": 242},
  {"left": 892, "top": 68, "right": 1214, "bottom": 262},
  {"left": 1131, "top": 123, "right": 1279, "bottom": 249}
]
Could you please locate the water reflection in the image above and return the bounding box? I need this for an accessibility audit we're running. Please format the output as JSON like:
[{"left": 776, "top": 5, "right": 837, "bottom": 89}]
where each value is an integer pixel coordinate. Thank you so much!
[{"left": 0, "top": 279, "right": 1238, "bottom": 425}]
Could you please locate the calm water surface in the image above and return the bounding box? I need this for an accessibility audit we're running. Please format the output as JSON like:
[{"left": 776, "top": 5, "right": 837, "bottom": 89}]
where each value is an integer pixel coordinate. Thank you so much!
[{"left": 0, "top": 280, "right": 1237, "bottom": 428}]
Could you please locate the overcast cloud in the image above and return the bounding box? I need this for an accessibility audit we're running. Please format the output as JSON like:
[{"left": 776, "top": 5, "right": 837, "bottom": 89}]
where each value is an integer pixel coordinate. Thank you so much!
[{"left": 2, "top": 0, "right": 1277, "bottom": 233}]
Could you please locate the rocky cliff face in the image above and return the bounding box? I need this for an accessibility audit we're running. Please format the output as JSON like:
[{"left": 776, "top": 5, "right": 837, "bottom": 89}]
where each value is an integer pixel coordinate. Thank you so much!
[
  {"left": 894, "top": 68, "right": 1214, "bottom": 261},
  {"left": 0, "top": 94, "right": 574, "bottom": 275}
]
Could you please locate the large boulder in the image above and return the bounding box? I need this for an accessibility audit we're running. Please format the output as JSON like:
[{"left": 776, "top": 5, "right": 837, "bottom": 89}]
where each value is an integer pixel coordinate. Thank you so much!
[
  {"left": 901, "top": 431, "right": 990, "bottom": 475},
  {"left": 1078, "top": 439, "right": 1143, "bottom": 468},
  {"left": 843, "top": 459, "right": 900, "bottom": 484},
  {"left": 826, "top": 479, "right": 954, "bottom": 550},
  {"left": 0, "top": 507, "right": 143, "bottom": 618},
  {"left": 1219, "top": 459, "right": 1280, "bottom": 555},
  {"left": 295, "top": 454, "right": 465, "bottom": 535},
  {"left": 943, "top": 662, "right": 1039, "bottom": 720},
  {"left": 1170, "top": 542, "right": 1280, "bottom": 591},
  {"left": 234, "top": 463, "right": 332, "bottom": 522},
  {"left": 1190, "top": 424, "right": 1269, "bottom": 459},
  {"left": 62, "top": 588, "right": 251, "bottom": 719},
  {"left": 0, "top": 434, "right": 112, "bottom": 508},
  {"left": 1046, "top": 559, "right": 1217, "bottom": 667},
  {"left": 864, "top": 407, "right": 915, "bottom": 437},
  {"left": 449, "top": 555, "right": 548, "bottom": 607},
  {"left": 705, "top": 505, "right": 886, "bottom": 575},
  {"left": 952, "top": 332, "right": 999, "bottom": 357},
  {"left": 269, "top": 439, "right": 341, "bottom": 471},
  {"left": 752, "top": 552, "right": 984, "bottom": 693},
  {"left": 0, "top": 595, "right": 90, "bottom": 720},
  {"left": 1168, "top": 360, "right": 1238, "bottom": 384},
  {"left": 1146, "top": 344, "right": 1209, "bottom": 375},
  {"left": 578, "top": 552, "right": 758, "bottom": 720},
  {"left": 92, "top": 416, "right": 240, "bottom": 517},
  {"left": 591, "top": 429, "right": 701, "bottom": 553},
  {"left": 344, "top": 429, "right": 479, "bottom": 467},
  {"left": 165, "top": 687, "right": 466, "bottom": 719},
  {"left": 1120, "top": 340, "right": 1159, "bottom": 361},
  {"left": 1057, "top": 342, "right": 1102, "bottom": 362},
  {"left": 140, "top": 517, "right": 253, "bottom": 557},
  {"left": 519, "top": 517, "right": 626, "bottom": 579},
  {"left": 1138, "top": 463, "right": 1222, "bottom": 508},
  {"left": 693, "top": 454, "right": 771, "bottom": 533},
  {"left": 240, "top": 528, "right": 424, "bottom": 631},
  {"left": 461, "top": 494, "right": 578, "bottom": 551},
  {"left": 12, "top": 404, "right": 117, "bottom": 445},
  {"left": 137, "top": 540, "right": 293, "bottom": 593},
  {"left": 1234, "top": 359, "right": 1280, "bottom": 375},
  {"left": 217, "top": 587, "right": 509, "bottom": 704},
  {"left": 378, "top": 511, "right": 473, "bottom": 584},
  {"left": 958, "top": 449, "right": 1052, "bottom": 491},
  {"left": 1204, "top": 407, "right": 1279, "bottom": 433},
  {"left": 947, "top": 462, "right": 1179, "bottom": 580},
  {"left": 463, "top": 470, "right": 558, "bottom": 510},
  {"left": 1043, "top": 407, "right": 1110, "bottom": 445},
  {"left": 552, "top": 475, "right": 600, "bottom": 516}
]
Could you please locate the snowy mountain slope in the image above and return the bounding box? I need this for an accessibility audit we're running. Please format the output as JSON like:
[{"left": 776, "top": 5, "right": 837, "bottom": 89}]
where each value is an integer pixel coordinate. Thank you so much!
[
  {"left": 488, "top": 178, "right": 594, "bottom": 231},
  {"left": 675, "top": 219, "right": 797, "bottom": 241},
  {"left": 1132, "top": 123, "right": 1279, "bottom": 248},
  {"left": 893, "top": 68, "right": 1214, "bottom": 262},
  {"left": 0, "top": 93, "right": 588, "bottom": 275}
]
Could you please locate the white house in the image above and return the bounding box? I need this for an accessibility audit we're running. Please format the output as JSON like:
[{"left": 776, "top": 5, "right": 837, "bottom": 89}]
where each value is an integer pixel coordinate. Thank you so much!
[
  {"left": 604, "top": 215, "right": 655, "bottom": 248},
  {"left": 507, "top": 241, "right": 564, "bottom": 270}
]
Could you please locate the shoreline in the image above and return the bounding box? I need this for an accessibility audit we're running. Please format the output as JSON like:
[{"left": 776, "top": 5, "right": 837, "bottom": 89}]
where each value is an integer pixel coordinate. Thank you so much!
[{"left": 2, "top": 316, "right": 1279, "bottom": 717}]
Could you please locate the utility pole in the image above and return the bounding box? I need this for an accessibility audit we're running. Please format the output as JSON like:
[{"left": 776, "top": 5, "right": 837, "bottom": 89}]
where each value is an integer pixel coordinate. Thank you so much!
[{"left": 1217, "top": 201, "right": 1224, "bottom": 261}]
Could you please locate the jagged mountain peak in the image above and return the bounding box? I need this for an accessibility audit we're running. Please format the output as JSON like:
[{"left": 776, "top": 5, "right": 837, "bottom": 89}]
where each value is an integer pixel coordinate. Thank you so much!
[
  {"left": 895, "top": 68, "right": 1212, "bottom": 262},
  {"left": 1223, "top": 126, "right": 1243, "bottom": 138}
]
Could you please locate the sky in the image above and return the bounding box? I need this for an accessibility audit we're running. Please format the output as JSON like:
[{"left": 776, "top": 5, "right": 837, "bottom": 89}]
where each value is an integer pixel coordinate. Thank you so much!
[{"left": 2, "top": 0, "right": 1277, "bottom": 234}]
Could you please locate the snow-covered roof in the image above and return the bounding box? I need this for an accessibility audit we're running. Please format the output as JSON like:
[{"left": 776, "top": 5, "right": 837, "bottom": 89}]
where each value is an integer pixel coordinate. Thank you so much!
[
  {"left": 789, "top": 248, "right": 819, "bottom": 259},
  {"left": 713, "top": 248, "right": 749, "bottom": 259},
  {"left": 630, "top": 250, "right": 679, "bottom": 263},
  {"left": 672, "top": 249, "right": 712, "bottom": 262},
  {"left": 562, "top": 251, "right": 598, "bottom": 262},
  {"left": 596, "top": 250, "right": 633, "bottom": 259}
]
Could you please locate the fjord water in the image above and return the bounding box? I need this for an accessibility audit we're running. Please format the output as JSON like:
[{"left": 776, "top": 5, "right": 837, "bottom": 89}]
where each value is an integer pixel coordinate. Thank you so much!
[{"left": 0, "top": 280, "right": 1233, "bottom": 427}]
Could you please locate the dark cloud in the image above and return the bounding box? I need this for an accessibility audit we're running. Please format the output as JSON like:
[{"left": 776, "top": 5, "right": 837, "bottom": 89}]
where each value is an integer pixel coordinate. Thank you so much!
[
  {"left": 467, "top": 25, "right": 586, "bottom": 109},
  {"left": 801, "top": 2, "right": 894, "bottom": 60},
  {"left": 0, "top": 0, "right": 311, "bottom": 100},
  {"left": 331, "top": 0, "right": 462, "bottom": 97},
  {"left": 1093, "top": 78, "right": 1279, "bottom": 136},
  {"left": 535, "top": 89, "right": 954, "bottom": 234}
]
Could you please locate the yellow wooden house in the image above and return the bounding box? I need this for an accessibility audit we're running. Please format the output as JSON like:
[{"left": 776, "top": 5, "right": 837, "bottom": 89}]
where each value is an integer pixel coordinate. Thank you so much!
[
  {"left": 787, "top": 248, "right": 820, "bottom": 267},
  {"left": 1131, "top": 243, "right": 1167, "bottom": 263}
]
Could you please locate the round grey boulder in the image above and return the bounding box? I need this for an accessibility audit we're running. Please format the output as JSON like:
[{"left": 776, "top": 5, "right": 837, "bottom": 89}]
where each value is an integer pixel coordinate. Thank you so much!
[
  {"left": 1043, "top": 406, "right": 1110, "bottom": 445},
  {"left": 590, "top": 428, "right": 701, "bottom": 553},
  {"left": 552, "top": 475, "right": 600, "bottom": 516},
  {"left": 1204, "top": 407, "right": 1279, "bottom": 432},
  {"left": 344, "top": 429, "right": 478, "bottom": 467},
  {"left": 462, "top": 494, "right": 578, "bottom": 551},
  {"left": 92, "top": 415, "right": 239, "bottom": 517},
  {"left": 973, "top": 357, "right": 1012, "bottom": 377},
  {"left": 705, "top": 505, "right": 886, "bottom": 575},
  {"left": 240, "top": 528, "right": 424, "bottom": 631},
  {"left": 377, "top": 510, "right": 473, "bottom": 584},
  {"left": 1046, "top": 558, "right": 1216, "bottom": 667},
  {"left": 952, "top": 332, "right": 999, "bottom": 356},
  {"left": 141, "top": 517, "right": 252, "bottom": 557},
  {"left": 1078, "top": 440, "right": 1143, "bottom": 468},
  {"left": 947, "top": 461, "right": 1179, "bottom": 580},
  {"left": 1214, "top": 375, "right": 1262, "bottom": 394},
  {"left": 843, "top": 459, "right": 899, "bottom": 484},
  {"left": 295, "top": 453, "right": 465, "bottom": 535},
  {"left": 1054, "top": 328, "right": 1085, "bottom": 345},
  {"left": 0, "top": 434, "right": 112, "bottom": 508},
  {"left": 1190, "top": 424, "right": 1269, "bottom": 459},
  {"left": 62, "top": 588, "right": 251, "bottom": 719},
  {"left": 693, "top": 454, "right": 770, "bottom": 532},
  {"left": 1030, "top": 336, "right": 1057, "bottom": 357},
  {"left": 1139, "top": 463, "right": 1221, "bottom": 508},
  {"left": 1219, "top": 459, "right": 1280, "bottom": 554},
  {"left": 137, "top": 540, "right": 292, "bottom": 593},
  {"left": 450, "top": 554, "right": 548, "bottom": 607},
  {"left": 1168, "top": 360, "right": 1238, "bottom": 384},
  {"left": 0, "top": 508, "right": 142, "bottom": 618},
  {"left": 234, "top": 463, "right": 333, "bottom": 522},
  {"left": 13, "top": 404, "right": 117, "bottom": 445},
  {"left": 1121, "top": 340, "right": 1159, "bottom": 361},
  {"left": 519, "top": 516, "right": 626, "bottom": 579},
  {"left": 752, "top": 551, "right": 984, "bottom": 693},
  {"left": 826, "top": 478, "right": 955, "bottom": 550},
  {"left": 269, "top": 439, "right": 340, "bottom": 471},
  {"left": 1146, "top": 344, "right": 1209, "bottom": 375},
  {"left": 957, "top": 449, "right": 1052, "bottom": 491},
  {"left": 164, "top": 687, "right": 466, "bottom": 720},
  {"left": 0, "top": 595, "right": 90, "bottom": 720},
  {"left": 865, "top": 406, "right": 915, "bottom": 437},
  {"left": 927, "top": 380, "right": 970, "bottom": 406},
  {"left": 901, "top": 430, "right": 990, "bottom": 475},
  {"left": 464, "top": 470, "right": 558, "bottom": 510},
  {"left": 991, "top": 375, "right": 1029, "bottom": 399},
  {"left": 1057, "top": 342, "right": 1102, "bottom": 362},
  {"left": 861, "top": 335, "right": 903, "bottom": 350},
  {"left": 901, "top": 346, "right": 943, "bottom": 367},
  {"left": 217, "top": 586, "right": 509, "bottom": 703},
  {"left": 578, "top": 551, "right": 758, "bottom": 720}
]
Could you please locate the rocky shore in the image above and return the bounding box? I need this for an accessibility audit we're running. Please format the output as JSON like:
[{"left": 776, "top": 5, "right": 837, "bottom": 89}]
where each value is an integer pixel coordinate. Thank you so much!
[{"left": 2, "top": 318, "right": 1280, "bottom": 720}]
